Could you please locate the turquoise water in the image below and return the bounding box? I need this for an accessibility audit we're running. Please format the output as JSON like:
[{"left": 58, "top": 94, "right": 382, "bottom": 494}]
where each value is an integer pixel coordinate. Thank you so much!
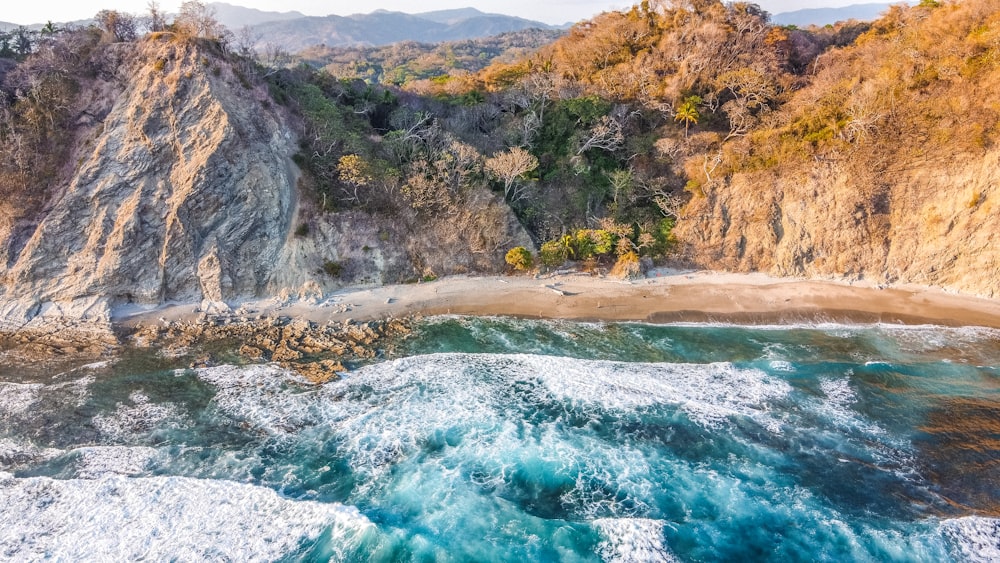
[{"left": 1, "top": 318, "right": 999, "bottom": 561}]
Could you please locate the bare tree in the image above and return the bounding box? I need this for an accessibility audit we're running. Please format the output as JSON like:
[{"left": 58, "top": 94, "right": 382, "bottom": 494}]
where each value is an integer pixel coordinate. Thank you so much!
[
  {"left": 485, "top": 146, "right": 539, "bottom": 202},
  {"left": 653, "top": 193, "right": 685, "bottom": 219},
  {"left": 146, "top": 1, "right": 167, "bottom": 33},
  {"left": 175, "top": 0, "right": 226, "bottom": 41},
  {"left": 258, "top": 43, "right": 291, "bottom": 77},
  {"left": 843, "top": 80, "right": 885, "bottom": 143},
  {"left": 95, "top": 10, "right": 138, "bottom": 43},
  {"left": 577, "top": 106, "right": 634, "bottom": 154}
]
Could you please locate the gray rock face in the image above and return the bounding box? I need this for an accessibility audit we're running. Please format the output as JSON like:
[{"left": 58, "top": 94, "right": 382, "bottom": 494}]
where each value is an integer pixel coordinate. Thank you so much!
[
  {"left": 0, "top": 38, "right": 297, "bottom": 325},
  {"left": 0, "top": 37, "right": 533, "bottom": 329}
]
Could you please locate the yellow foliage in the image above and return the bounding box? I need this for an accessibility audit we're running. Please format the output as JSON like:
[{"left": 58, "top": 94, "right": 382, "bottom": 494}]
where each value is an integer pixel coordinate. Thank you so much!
[{"left": 610, "top": 251, "right": 641, "bottom": 279}]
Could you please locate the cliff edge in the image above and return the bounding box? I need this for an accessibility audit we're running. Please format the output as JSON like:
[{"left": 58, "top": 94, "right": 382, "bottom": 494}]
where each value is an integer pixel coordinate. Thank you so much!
[{"left": 0, "top": 34, "right": 532, "bottom": 333}]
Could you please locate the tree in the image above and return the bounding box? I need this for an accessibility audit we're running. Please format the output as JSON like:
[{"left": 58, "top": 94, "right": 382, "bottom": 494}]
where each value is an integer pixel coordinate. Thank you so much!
[
  {"left": 607, "top": 168, "right": 634, "bottom": 212},
  {"left": 577, "top": 106, "right": 633, "bottom": 155},
  {"left": 716, "top": 67, "right": 776, "bottom": 139},
  {"left": 336, "top": 154, "right": 377, "bottom": 205},
  {"left": 485, "top": 146, "right": 538, "bottom": 202},
  {"left": 539, "top": 240, "right": 568, "bottom": 267},
  {"left": 259, "top": 43, "right": 291, "bottom": 77},
  {"left": 12, "top": 27, "right": 32, "bottom": 58},
  {"left": 674, "top": 95, "right": 701, "bottom": 137},
  {"left": 0, "top": 33, "right": 13, "bottom": 58},
  {"left": 175, "top": 0, "right": 225, "bottom": 41},
  {"left": 95, "top": 10, "right": 138, "bottom": 43},
  {"left": 147, "top": 1, "right": 167, "bottom": 33}
]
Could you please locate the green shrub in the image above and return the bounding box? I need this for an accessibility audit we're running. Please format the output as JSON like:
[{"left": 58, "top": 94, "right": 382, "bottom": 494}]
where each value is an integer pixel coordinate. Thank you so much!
[
  {"left": 650, "top": 218, "right": 677, "bottom": 256},
  {"left": 294, "top": 223, "right": 309, "bottom": 237},
  {"left": 505, "top": 246, "right": 534, "bottom": 271},
  {"left": 539, "top": 240, "right": 568, "bottom": 267},
  {"left": 571, "top": 229, "right": 614, "bottom": 259},
  {"left": 322, "top": 260, "right": 342, "bottom": 277}
]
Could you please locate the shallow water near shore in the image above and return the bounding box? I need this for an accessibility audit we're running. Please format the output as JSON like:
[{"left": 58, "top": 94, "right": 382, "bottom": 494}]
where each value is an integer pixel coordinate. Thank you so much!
[{"left": 1, "top": 318, "right": 999, "bottom": 561}]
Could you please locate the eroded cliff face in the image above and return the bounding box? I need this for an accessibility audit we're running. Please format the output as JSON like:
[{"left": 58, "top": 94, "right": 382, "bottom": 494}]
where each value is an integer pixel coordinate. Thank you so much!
[
  {"left": 0, "top": 36, "right": 532, "bottom": 328},
  {"left": 0, "top": 37, "right": 296, "bottom": 325},
  {"left": 675, "top": 150, "right": 1000, "bottom": 298}
]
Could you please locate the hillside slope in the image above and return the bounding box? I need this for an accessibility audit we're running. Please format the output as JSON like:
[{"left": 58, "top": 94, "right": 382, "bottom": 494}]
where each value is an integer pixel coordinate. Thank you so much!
[
  {"left": 0, "top": 33, "right": 530, "bottom": 326},
  {"left": 675, "top": 1, "right": 1000, "bottom": 296},
  {"left": 772, "top": 3, "right": 904, "bottom": 26}
]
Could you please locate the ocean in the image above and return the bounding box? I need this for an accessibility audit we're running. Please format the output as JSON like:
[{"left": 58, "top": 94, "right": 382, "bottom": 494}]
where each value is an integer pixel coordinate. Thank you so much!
[{"left": 1, "top": 317, "right": 999, "bottom": 561}]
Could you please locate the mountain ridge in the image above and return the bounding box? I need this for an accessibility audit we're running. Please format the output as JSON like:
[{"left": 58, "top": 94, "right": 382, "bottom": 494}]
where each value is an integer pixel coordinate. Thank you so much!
[
  {"left": 772, "top": 2, "right": 918, "bottom": 26},
  {"left": 243, "top": 7, "right": 557, "bottom": 51},
  {"left": 206, "top": 2, "right": 305, "bottom": 28}
]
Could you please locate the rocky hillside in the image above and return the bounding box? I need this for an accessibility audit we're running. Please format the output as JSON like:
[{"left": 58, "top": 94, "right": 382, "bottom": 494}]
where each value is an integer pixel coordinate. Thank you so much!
[
  {"left": 0, "top": 31, "right": 530, "bottom": 327},
  {"left": 1, "top": 0, "right": 998, "bottom": 333},
  {"left": 674, "top": 0, "right": 1000, "bottom": 297}
]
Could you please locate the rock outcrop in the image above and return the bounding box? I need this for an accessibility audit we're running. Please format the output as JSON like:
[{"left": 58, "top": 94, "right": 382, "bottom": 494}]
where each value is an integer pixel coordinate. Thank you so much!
[
  {"left": 0, "top": 37, "right": 297, "bottom": 327},
  {"left": 129, "top": 315, "right": 411, "bottom": 383},
  {"left": 0, "top": 35, "right": 532, "bottom": 331},
  {"left": 675, "top": 150, "right": 1000, "bottom": 297}
]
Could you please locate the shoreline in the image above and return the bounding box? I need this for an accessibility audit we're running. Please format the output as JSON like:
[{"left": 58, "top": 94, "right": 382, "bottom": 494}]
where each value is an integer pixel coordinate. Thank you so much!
[{"left": 117, "top": 270, "right": 1000, "bottom": 330}]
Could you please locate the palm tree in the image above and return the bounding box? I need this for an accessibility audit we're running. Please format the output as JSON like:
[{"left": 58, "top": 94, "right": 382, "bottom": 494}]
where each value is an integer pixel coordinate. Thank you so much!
[{"left": 674, "top": 96, "right": 701, "bottom": 137}]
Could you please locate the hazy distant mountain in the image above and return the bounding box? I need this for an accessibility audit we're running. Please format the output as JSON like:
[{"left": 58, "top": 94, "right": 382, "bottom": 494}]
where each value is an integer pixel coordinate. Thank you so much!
[
  {"left": 415, "top": 8, "right": 489, "bottom": 25},
  {"left": 0, "top": 20, "right": 89, "bottom": 32},
  {"left": 772, "top": 2, "right": 915, "bottom": 26},
  {"left": 249, "top": 8, "right": 557, "bottom": 52},
  {"left": 206, "top": 2, "right": 305, "bottom": 29}
]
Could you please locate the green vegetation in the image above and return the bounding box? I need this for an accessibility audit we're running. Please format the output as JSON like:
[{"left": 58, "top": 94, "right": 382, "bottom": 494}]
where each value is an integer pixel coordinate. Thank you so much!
[
  {"left": 297, "top": 29, "right": 563, "bottom": 88},
  {"left": 322, "top": 260, "right": 343, "bottom": 277}
]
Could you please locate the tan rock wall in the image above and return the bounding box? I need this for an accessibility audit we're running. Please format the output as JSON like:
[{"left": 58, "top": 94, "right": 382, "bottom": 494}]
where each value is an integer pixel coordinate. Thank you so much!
[{"left": 675, "top": 150, "right": 1000, "bottom": 297}]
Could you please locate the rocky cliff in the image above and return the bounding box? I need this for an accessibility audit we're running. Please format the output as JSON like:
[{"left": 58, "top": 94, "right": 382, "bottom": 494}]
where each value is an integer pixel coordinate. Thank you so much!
[
  {"left": 675, "top": 150, "right": 999, "bottom": 298},
  {"left": 0, "top": 35, "right": 530, "bottom": 329},
  {"left": 0, "top": 36, "right": 297, "bottom": 326}
]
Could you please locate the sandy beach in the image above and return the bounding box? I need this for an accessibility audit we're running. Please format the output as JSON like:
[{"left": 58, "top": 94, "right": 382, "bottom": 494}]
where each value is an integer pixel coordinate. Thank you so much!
[{"left": 119, "top": 270, "right": 1000, "bottom": 329}]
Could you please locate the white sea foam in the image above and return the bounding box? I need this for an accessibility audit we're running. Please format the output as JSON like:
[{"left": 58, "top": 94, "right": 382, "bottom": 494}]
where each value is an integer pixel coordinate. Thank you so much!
[
  {"left": 0, "top": 382, "right": 43, "bottom": 417},
  {"left": 197, "top": 364, "right": 336, "bottom": 437},
  {"left": 940, "top": 516, "right": 1000, "bottom": 563},
  {"left": 51, "top": 374, "right": 94, "bottom": 406},
  {"left": 91, "top": 391, "right": 185, "bottom": 441},
  {"left": 0, "top": 439, "right": 61, "bottom": 470},
  {"left": 769, "top": 360, "right": 795, "bottom": 372},
  {"left": 195, "top": 355, "right": 791, "bottom": 504},
  {"left": 0, "top": 472, "right": 373, "bottom": 561},
  {"left": 73, "top": 446, "right": 159, "bottom": 479},
  {"left": 814, "top": 377, "right": 879, "bottom": 439},
  {"left": 820, "top": 378, "right": 856, "bottom": 409},
  {"left": 517, "top": 355, "right": 790, "bottom": 430},
  {"left": 594, "top": 518, "right": 676, "bottom": 563},
  {"left": 77, "top": 361, "right": 112, "bottom": 371}
]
